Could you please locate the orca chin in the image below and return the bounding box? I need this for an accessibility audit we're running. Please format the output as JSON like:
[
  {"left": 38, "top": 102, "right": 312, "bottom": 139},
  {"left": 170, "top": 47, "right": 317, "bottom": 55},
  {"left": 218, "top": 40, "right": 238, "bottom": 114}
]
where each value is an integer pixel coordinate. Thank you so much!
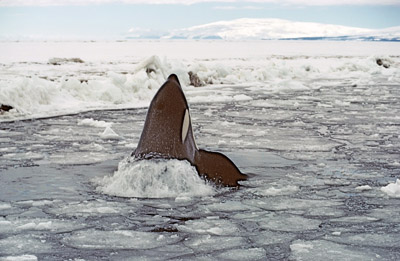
[{"left": 133, "top": 74, "right": 247, "bottom": 187}]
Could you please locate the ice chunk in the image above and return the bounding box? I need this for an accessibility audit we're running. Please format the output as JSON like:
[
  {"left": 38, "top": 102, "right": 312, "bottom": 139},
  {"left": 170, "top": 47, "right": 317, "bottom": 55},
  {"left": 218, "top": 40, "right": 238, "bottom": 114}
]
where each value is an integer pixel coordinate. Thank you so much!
[
  {"left": 290, "top": 241, "right": 314, "bottom": 253},
  {"left": 62, "top": 230, "right": 181, "bottom": 250},
  {"left": 251, "top": 231, "right": 296, "bottom": 245},
  {"left": 330, "top": 216, "right": 379, "bottom": 223},
  {"left": 233, "top": 94, "right": 253, "bottom": 101},
  {"left": 205, "top": 200, "right": 260, "bottom": 212},
  {"left": 252, "top": 185, "right": 299, "bottom": 196},
  {"left": 243, "top": 198, "right": 340, "bottom": 211},
  {"left": 259, "top": 214, "right": 321, "bottom": 232},
  {"left": 47, "top": 199, "right": 130, "bottom": 217},
  {"left": 327, "top": 233, "right": 400, "bottom": 248},
  {"left": 306, "top": 206, "right": 345, "bottom": 217},
  {"left": 95, "top": 158, "right": 215, "bottom": 198},
  {"left": 0, "top": 234, "right": 51, "bottom": 255},
  {"left": 0, "top": 255, "right": 38, "bottom": 261},
  {"left": 100, "top": 126, "right": 121, "bottom": 140},
  {"left": 17, "top": 221, "right": 52, "bottom": 230},
  {"left": 355, "top": 185, "right": 372, "bottom": 191},
  {"left": 290, "top": 240, "right": 382, "bottom": 260},
  {"left": 78, "top": 118, "right": 113, "bottom": 128},
  {"left": 1, "top": 217, "right": 87, "bottom": 234},
  {"left": 217, "top": 248, "right": 267, "bottom": 260},
  {"left": 381, "top": 179, "right": 400, "bottom": 198},
  {"left": 0, "top": 202, "right": 12, "bottom": 210},
  {"left": 183, "top": 235, "right": 245, "bottom": 252},
  {"left": 178, "top": 219, "right": 238, "bottom": 236}
]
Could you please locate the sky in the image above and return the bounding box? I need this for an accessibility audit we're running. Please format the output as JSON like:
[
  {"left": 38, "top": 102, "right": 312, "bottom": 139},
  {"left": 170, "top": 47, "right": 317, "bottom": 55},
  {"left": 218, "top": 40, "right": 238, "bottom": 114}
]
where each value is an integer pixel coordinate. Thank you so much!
[{"left": 1, "top": 0, "right": 400, "bottom": 40}]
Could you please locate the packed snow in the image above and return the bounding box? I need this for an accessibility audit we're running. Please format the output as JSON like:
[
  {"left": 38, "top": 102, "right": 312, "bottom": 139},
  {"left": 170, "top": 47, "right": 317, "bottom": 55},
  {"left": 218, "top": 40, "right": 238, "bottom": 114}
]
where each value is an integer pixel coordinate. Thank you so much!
[
  {"left": 1, "top": 41, "right": 399, "bottom": 122},
  {"left": 1, "top": 40, "right": 400, "bottom": 260}
]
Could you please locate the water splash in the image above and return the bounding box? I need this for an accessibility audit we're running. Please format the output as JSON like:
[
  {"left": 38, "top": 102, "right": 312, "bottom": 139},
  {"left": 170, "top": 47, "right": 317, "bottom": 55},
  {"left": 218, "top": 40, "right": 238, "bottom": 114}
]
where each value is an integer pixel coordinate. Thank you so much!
[{"left": 94, "top": 157, "right": 215, "bottom": 198}]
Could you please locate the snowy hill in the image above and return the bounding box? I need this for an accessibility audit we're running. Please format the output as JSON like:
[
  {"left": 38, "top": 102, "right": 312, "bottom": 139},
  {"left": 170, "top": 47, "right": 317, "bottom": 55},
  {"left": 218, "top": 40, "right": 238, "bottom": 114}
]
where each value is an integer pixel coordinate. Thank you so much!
[
  {"left": 164, "top": 18, "right": 373, "bottom": 40},
  {"left": 126, "top": 18, "right": 400, "bottom": 41}
]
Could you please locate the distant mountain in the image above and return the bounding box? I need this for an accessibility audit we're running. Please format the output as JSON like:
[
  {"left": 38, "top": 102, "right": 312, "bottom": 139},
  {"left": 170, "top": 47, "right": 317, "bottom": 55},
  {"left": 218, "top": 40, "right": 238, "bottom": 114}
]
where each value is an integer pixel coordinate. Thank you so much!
[
  {"left": 165, "top": 18, "right": 372, "bottom": 40},
  {"left": 126, "top": 18, "right": 400, "bottom": 41}
]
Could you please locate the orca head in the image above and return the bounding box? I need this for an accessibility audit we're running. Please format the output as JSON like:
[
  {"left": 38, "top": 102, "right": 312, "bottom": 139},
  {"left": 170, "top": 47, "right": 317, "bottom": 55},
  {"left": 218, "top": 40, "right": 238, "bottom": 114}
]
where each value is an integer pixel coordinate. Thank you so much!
[{"left": 134, "top": 74, "right": 197, "bottom": 162}]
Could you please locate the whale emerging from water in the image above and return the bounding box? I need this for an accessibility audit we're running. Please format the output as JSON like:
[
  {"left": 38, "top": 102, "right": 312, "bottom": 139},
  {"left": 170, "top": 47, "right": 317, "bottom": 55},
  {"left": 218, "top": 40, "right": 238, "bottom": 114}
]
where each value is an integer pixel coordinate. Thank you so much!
[{"left": 133, "top": 74, "right": 246, "bottom": 187}]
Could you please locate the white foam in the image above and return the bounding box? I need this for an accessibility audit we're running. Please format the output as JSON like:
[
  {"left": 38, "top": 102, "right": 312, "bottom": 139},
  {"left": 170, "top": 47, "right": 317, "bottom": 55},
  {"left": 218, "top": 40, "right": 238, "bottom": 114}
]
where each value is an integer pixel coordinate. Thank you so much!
[
  {"left": 94, "top": 157, "right": 215, "bottom": 198},
  {"left": 381, "top": 179, "right": 400, "bottom": 198}
]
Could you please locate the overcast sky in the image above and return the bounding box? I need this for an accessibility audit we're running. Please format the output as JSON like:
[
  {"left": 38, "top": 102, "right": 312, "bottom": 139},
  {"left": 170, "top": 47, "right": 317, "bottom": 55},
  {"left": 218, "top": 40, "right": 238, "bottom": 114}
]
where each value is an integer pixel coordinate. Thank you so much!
[{"left": 1, "top": 0, "right": 400, "bottom": 40}]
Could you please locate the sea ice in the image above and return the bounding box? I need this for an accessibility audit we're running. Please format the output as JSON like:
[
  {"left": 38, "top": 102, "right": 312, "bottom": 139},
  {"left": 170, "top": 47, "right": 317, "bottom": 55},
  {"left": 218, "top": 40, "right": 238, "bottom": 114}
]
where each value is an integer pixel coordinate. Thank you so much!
[
  {"left": 381, "top": 179, "right": 400, "bottom": 198},
  {"left": 100, "top": 126, "right": 121, "bottom": 140},
  {"left": 355, "top": 185, "right": 372, "bottom": 191},
  {"left": 258, "top": 213, "right": 321, "bottom": 232},
  {"left": 77, "top": 118, "right": 113, "bottom": 128},
  {"left": 0, "top": 234, "right": 51, "bottom": 255},
  {"left": 177, "top": 219, "right": 239, "bottom": 236},
  {"left": 62, "top": 230, "right": 181, "bottom": 250},
  {"left": 252, "top": 185, "right": 299, "bottom": 196},
  {"left": 0, "top": 255, "right": 38, "bottom": 261},
  {"left": 0, "top": 202, "right": 11, "bottom": 210},
  {"left": 183, "top": 235, "right": 245, "bottom": 252},
  {"left": 216, "top": 248, "right": 267, "bottom": 260},
  {"left": 290, "top": 240, "right": 381, "bottom": 260},
  {"left": 326, "top": 233, "right": 400, "bottom": 248}
]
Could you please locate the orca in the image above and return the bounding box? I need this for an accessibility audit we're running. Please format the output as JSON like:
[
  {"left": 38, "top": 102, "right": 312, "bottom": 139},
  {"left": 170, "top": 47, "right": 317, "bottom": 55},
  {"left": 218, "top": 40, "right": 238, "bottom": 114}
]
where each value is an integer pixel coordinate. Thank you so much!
[{"left": 133, "top": 74, "right": 247, "bottom": 187}]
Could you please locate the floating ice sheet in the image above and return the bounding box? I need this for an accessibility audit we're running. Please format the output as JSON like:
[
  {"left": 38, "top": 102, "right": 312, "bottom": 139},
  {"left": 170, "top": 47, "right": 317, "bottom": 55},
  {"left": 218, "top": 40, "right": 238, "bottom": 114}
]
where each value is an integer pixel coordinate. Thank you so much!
[
  {"left": 62, "top": 230, "right": 181, "bottom": 250},
  {"left": 290, "top": 239, "right": 384, "bottom": 260}
]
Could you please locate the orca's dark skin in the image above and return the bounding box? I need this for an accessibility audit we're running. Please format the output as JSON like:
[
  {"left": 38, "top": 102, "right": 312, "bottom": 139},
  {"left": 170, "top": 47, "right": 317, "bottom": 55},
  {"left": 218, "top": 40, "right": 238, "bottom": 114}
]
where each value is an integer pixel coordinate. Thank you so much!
[{"left": 133, "top": 74, "right": 247, "bottom": 187}]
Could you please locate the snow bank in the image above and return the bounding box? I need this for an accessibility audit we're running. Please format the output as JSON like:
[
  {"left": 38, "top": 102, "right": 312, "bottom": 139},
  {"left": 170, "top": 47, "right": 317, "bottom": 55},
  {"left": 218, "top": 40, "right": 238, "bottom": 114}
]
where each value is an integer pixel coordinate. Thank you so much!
[
  {"left": 94, "top": 157, "right": 215, "bottom": 198},
  {"left": 1, "top": 48, "right": 399, "bottom": 121},
  {"left": 381, "top": 179, "right": 400, "bottom": 198},
  {"left": 0, "top": 56, "right": 169, "bottom": 120}
]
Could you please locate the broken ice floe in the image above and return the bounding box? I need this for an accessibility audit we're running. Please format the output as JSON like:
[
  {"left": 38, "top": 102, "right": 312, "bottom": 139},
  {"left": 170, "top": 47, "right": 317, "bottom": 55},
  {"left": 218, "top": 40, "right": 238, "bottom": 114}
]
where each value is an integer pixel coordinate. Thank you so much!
[{"left": 381, "top": 179, "right": 400, "bottom": 198}]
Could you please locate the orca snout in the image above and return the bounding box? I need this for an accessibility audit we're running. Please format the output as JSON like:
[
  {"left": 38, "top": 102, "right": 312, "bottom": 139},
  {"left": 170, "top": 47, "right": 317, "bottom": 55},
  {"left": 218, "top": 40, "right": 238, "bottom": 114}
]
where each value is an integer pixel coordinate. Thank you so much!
[{"left": 167, "top": 74, "right": 181, "bottom": 86}]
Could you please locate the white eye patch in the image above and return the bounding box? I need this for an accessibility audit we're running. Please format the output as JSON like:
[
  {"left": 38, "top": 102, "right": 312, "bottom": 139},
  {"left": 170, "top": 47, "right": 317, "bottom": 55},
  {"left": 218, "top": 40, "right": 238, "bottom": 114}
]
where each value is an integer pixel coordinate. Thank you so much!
[{"left": 182, "top": 109, "right": 190, "bottom": 143}]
